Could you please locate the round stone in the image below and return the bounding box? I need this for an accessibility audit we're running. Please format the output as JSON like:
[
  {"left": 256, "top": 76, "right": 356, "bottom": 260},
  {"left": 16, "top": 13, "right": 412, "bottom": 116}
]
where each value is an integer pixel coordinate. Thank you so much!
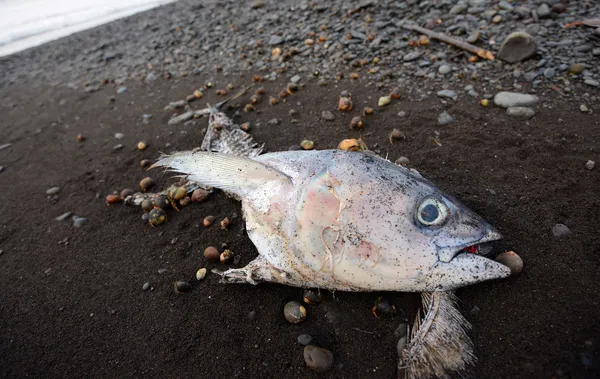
[
  {"left": 297, "top": 334, "right": 313, "bottom": 345},
  {"left": 495, "top": 251, "right": 524, "bottom": 276},
  {"left": 204, "top": 246, "right": 220, "bottom": 261},
  {"left": 303, "top": 345, "right": 334, "bottom": 372},
  {"left": 438, "top": 64, "right": 451, "bottom": 75},
  {"left": 283, "top": 301, "right": 306, "bottom": 324}
]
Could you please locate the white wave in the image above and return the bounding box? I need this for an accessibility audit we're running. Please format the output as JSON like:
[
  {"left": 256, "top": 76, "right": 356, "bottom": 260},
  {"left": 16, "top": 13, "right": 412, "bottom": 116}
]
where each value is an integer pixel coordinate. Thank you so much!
[{"left": 0, "top": 0, "right": 177, "bottom": 57}]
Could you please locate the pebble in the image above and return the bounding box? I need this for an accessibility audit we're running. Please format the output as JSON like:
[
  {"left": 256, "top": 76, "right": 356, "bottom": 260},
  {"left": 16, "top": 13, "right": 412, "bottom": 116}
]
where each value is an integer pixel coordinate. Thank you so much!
[
  {"left": 397, "top": 111, "right": 406, "bottom": 117},
  {"left": 116, "top": 86, "right": 127, "bottom": 94},
  {"left": 494, "top": 92, "right": 539, "bottom": 108},
  {"left": 437, "top": 111, "right": 455, "bottom": 125},
  {"left": 46, "top": 186, "right": 61, "bottom": 195},
  {"left": 495, "top": 251, "right": 523, "bottom": 276},
  {"left": 174, "top": 280, "right": 192, "bottom": 293},
  {"left": 568, "top": 63, "right": 585, "bottom": 75},
  {"left": 300, "top": 140, "right": 314, "bottom": 150},
  {"left": 0, "top": 143, "right": 12, "bottom": 151},
  {"left": 114, "top": 132, "right": 124, "bottom": 139},
  {"left": 112, "top": 144, "right": 123, "bottom": 151},
  {"left": 248, "top": 311, "right": 257, "bottom": 321},
  {"left": 492, "top": 15, "right": 502, "bottom": 24},
  {"left": 73, "top": 217, "right": 88, "bottom": 228},
  {"left": 303, "top": 346, "right": 334, "bottom": 372},
  {"left": 378, "top": 96, "right": 391, "bottom": 107},
  {"left": 196, "top": 268, "right": 207, "bottom": 281},
  {"left": 268, "top": 35, "right": 283, "bottom": 45},
  {"left": 203, "top": 215, "right": 216, "bottom": 226},
  {"left": 204, "top": 246, "right": 220, "bottom": 261},
  {"left": 268, "top": 118, "right": 279, "bottom": 125},
  {"left": 584, "top": 79, "right": 599, "bottom": 87},
  {"left": 303, "top": 289, "right": 323, "bottom": 304},
  {"left": 580, "top": 104, "right": 590, "bottom": 113},
  {"left": 297, "top": 334, "right": 313, "bottom": 345},
  {"left": 543, "top": 68, "right": 555, "bottom": 79},
  {"left": 142, "top": 282, "right": 151, "bottom": 291},
  {"left": 438, "top": 64, "right": 451, "bottom": 75},
  {"left": 191, "top": 188, "right": 209, "bottom": 202},
  {"left": 290, "top": 75, "right": 301, "bottom": 84},
  {"left": 395, "top": 157, "right": 410, "bottom": 165},
  {"left": 585, "top": 160, "right": 595, "bottom": 171},
  {"left": 497, "top": 32, "right": 537, "bottom": 63},
  {"left": 437, "top": 90, "right": 457, "bottom": 100},
  {"left": 537, "top": 3, "right": 551, "bottom": 18},
  {"left": 220, "top": 249, "right": 234, "bottom": 263},
  {"left": 321, "top": 111, "right": 335, "bottom": 121},
  {"left": 403, "top": 51, "right": 423, "bottom": 62},
  {"left": 506, "top": 107, "right": 536, "bottom": 119},
  {"left": 466, "top": 31, "right": 481, "bottom": 43},
  {"left": 0, "top": 166, "right": 4, "bottom": 173},
  {"left": 55, "top": 212, "right": 72, "bottom": 221},
  {"left": 283, "top": 301, "right": 306, "bottom": 324},
  {"left": 552, "top": 223, "right": 571, "bottom": 238}
]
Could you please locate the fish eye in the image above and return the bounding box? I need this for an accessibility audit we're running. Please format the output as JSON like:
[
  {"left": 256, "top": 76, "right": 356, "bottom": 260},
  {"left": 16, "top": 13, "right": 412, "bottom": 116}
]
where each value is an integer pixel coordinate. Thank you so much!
[{"left": 417, "top": 197, "right": 449, "bottom": 226}]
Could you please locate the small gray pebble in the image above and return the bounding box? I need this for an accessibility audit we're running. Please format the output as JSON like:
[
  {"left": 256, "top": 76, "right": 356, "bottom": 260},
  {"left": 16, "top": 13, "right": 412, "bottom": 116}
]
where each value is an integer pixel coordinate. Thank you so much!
[
  {"left": 113, "top": 144, "right": 124, "bottom": 151},
  {"left": 552, "top": 223, "right": 571, "bottom": 238},
  {"left": 397, "top": 111, "right": 406, "bottom": 117},
  {"left": 142, "top": 282, "right": 151, "bottom": 291},
  {"left": 437, "top": 90, "right": 457, "bottom": 100},
  {"left": 438, "top": 64, "right": 451, "bottom": 75},
  {"left": 543, "top": 68, "right": 555, "bottom": 79},
  {"left": 290, "top": 75, "right": 301, "bottom": 84},
  {"left": 73, "top": 217, "right": 88, "bottom": 228},
  {"left": 506, "top": 107, "right": 535, "bottom": 119},
  {"left": 157, "top": 268, "right": 168, "bottom": 274},
  {"left": 46, "top": 186, "right": 61, "bottom": 195},
  {"left": 248, "top": 311, "right": 257, "bottom": 321},
  {"left": 321, "top": 111, "right": 335, "bottom": 121},
  {"left": 116, "top": 87, "right": 128, "bottom": 94},
  {"left": 395, "top": 157, "right": 410, "bottom": 165},
  {"left": 297, "top": 334, "right": 313, "bottom": 345},
  {"left": 438, "top": 111, "right": 455, "bottom": 125},
  {"left": 585, "top": 160, "right": 595, "bottom": 171},
  {"left": 584, "top": 79, "right": 599, "bottom": 87},
  {"left": 268, "top": 118, "right": 279, "bottom": 125},
  {"left": 55, "top": 212, "right": 72, "bottom": 221}
]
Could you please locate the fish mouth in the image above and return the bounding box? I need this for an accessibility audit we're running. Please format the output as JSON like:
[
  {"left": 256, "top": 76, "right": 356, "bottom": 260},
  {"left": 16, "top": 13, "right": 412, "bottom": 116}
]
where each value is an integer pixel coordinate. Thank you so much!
[{"left": 447, "top": 229, "right": 503, "bottom": 262}]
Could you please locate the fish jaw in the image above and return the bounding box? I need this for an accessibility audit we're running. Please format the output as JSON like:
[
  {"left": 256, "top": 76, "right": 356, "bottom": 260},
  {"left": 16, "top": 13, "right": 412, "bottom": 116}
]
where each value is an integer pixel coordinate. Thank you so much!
[{"left": 423, "top": 252, "right": 511, "bottom": 291}]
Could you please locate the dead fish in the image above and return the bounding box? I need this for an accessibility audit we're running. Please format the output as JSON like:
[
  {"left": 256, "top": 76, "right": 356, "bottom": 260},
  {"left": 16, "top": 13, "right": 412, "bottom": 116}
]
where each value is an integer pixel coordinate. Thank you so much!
[
  {"left": 152, "top": 149, "right": 510, "bottom": 291},
  {"left": 152, "top": 148, "right": 512, "bottom": 378}
]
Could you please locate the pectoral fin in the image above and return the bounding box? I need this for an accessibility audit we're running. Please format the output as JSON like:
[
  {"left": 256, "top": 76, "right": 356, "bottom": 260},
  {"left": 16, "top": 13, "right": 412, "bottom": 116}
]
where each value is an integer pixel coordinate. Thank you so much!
[{"left": 151, "top": 151, "right": 292, "bottom": 199}]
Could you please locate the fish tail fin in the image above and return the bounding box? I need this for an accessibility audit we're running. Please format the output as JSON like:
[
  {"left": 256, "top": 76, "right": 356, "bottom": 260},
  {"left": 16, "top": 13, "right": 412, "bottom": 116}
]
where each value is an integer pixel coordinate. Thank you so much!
[
  {"left": 397, "top": 291, "right": 474, "bottom": 379},
  {"left": 150, "top": 151, "right": 290, "bottom": 198}
]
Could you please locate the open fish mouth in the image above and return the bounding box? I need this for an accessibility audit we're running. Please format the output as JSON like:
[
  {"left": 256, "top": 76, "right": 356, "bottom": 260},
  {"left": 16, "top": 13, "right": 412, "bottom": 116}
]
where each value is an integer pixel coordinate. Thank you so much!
[{"left": 456, "top": 241, "right": 497, "bottom": 259}]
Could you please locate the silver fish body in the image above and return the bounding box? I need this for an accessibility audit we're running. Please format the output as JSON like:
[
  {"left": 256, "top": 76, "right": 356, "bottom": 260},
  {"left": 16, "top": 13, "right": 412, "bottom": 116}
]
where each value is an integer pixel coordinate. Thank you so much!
[{"left": 153, "top": 149, "right": 510, "bottom": 292}]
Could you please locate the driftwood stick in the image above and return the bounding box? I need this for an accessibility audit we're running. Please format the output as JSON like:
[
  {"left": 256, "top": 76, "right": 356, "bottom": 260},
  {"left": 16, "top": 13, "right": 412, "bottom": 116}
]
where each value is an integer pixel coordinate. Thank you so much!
[{"left": 403, "top": 24, "right": 495, "bottom": 61}]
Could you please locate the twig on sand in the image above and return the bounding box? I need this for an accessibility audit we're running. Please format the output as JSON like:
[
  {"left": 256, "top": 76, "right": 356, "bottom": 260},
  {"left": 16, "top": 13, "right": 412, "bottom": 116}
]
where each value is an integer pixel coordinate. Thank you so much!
[{"left": 402, "top": 24, "right": 495, "bottom": 61}]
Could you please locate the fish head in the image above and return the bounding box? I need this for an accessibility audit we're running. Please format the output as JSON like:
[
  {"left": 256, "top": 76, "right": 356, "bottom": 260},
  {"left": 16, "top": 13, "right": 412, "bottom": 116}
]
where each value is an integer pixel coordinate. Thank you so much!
[
  {"left": 381, "top": 168, "right": 511, "bottom": 290},
  {"left": 314, "top": 152, "right": 511, "bottom": 292}
]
